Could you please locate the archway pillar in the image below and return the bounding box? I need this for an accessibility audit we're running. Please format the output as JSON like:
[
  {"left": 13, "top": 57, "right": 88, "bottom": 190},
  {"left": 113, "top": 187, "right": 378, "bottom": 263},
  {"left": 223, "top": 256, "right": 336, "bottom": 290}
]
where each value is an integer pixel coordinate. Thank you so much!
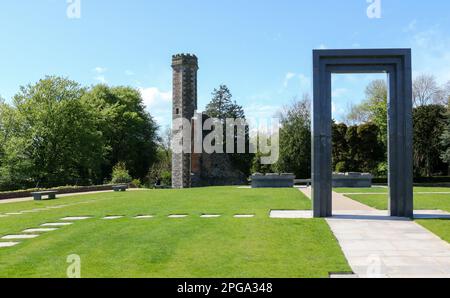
[{"left": 312, "top": 49, "right": 413, "bottom": 218}]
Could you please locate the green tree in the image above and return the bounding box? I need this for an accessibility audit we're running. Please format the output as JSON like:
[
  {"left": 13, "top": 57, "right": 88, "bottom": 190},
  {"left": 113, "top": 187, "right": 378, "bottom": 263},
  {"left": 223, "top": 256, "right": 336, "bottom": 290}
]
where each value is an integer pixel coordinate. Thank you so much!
[
  {"left": 413, "top": 105, "right": 447, "bottom": 177},
  {"left": 441, "top": 110, "right": 450, "bottom": 171},
  {"left": 147, "top": 139, "right": 172, "bottom": 187},
  {"left": 251, "top": 133, "right": 276, "bottom": 175},
  {"left": 205, "top": 85, "right": 245, "bottom": 119},
  {"left": 332, "top": 122, "right": 348, "bottom": 171},
  {"left": 82, "top": 85, "right": 158, "bottom": 181},
  {"left": 0, "top": 76, "right": 104, "bottom": 189},
  {"left": 204, "top": 85, "right": 253, "bottom": 176},
  {"left": 111, "top": 162, "right": 132, "bottom": 184},
  {"left": 345, "top": 125, "right": 360, "bottom": 171},
  {"left": 276, "top": 96, "right": 311, "bottom": 179},
  {"left": 332, "top": 122, "right": 384, "bottom": 174},
  {"left": 357, "top": 122, "right": 384, "bottom": 173},
  {"left": 346, "top": 80, "right": 388, "bottom": 147}
]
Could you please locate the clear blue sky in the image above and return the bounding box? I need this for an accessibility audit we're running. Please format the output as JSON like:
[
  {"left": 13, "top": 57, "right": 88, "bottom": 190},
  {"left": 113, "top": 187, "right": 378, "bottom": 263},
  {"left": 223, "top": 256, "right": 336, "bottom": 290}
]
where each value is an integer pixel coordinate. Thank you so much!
[{"left": 1, "top": 0, "right": 450, "bottom": 127}]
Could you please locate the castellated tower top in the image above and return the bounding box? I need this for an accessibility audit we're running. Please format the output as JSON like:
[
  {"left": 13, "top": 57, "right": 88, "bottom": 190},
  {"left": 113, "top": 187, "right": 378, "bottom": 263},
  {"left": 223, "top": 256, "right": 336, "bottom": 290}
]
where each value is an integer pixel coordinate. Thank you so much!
[{"left": 172, "top": 53, "right": 199, "bottom": 68}]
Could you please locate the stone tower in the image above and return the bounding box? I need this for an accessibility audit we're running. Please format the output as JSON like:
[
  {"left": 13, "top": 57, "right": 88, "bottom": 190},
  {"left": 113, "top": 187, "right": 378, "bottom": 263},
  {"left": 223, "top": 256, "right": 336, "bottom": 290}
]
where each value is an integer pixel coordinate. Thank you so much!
[{"left": 171, "top": 54, "right": 198, "bottom": 189}]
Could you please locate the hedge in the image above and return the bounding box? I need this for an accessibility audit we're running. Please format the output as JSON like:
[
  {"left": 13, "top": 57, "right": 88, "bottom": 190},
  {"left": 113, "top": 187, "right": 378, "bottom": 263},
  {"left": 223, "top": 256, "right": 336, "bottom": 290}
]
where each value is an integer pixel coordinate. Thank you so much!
[{"left": 373, "top": 177, "right": 450, "bottom": 185}]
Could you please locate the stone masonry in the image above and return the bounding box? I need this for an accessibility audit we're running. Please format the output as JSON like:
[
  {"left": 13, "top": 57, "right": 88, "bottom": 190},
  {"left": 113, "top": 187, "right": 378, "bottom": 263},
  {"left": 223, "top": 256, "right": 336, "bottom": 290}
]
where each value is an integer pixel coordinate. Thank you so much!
[
  {"left": 171, "top": 54, "right": 246, "bottom": 188},
  {"left": 172, "top": 54, "right": 198, "bottom": 189}
]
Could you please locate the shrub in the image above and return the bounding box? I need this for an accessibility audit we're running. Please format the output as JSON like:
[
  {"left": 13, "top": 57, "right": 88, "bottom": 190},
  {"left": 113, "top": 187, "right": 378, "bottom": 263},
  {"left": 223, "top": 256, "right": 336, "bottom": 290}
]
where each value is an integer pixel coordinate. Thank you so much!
[
  {"left": 131, "top": 179, "right": 142, "bottom": 188},
  {"left": 375, "top": 161, "right": 388, "bottom": 177},
  {"left": 111, "top": 162, "right": 132, "bottom": 184},
  {"left": 160, "top": 170, "right": 172, "bottom": 186},
  {"left": 335, "top": 161, "right": 348, "bottom": 173}
]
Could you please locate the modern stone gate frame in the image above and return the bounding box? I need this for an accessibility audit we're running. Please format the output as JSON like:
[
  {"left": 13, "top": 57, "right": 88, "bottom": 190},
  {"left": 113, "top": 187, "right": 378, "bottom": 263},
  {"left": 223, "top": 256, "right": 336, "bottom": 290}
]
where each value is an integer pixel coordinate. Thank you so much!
[{"left": 312, "top": 49, "right": 413, "bottom": 218}]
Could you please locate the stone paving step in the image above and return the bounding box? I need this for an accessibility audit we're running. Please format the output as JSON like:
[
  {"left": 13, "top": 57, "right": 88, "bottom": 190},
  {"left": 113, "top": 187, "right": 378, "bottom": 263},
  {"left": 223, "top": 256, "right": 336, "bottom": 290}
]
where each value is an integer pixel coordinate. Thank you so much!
[
  {"left": 270, "top": 210, "right": 312, "bottom": 219},
  {"left": 168, "top": 215, "right": 188, "bottom": 218},
  {"left": 103, "top": 216, "right": 124, "bottom": 220},
  {"left": 2, "top": 234, "right": 39, "bottom": 240},
  {"left": 0, "top": 242, "right": 19, "bottom": 248},
  {"left": 234, "top": 215, "right": 255, "bottom": 218},
  {"left": 60, "top": 216, "right": 91, "bottom": 221},
  {"left": 23, "top": 228, "right": 58, "bottom": 233},
  {"left": 134, "top": 215, "right": 154, "bottom": 219},
  {"left": 41, "top": 223, "right": 73, "bottom": 227}
]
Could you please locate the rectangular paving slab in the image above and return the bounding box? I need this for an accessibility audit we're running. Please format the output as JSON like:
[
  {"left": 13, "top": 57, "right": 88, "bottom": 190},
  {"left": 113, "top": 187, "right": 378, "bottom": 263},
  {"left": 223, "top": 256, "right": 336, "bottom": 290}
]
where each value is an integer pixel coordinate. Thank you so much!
[
  {"left": 2, "top": 234, "right": 40, "bottom": 240},
  {"left": 134, "top": 215, "right": 154, "bottom": 219},
  {"left": 23, "top": 228, "right": 58, "bottom": 233},
  {"left": 60, "top": 216, "right": 91, "bottom": 221},
  {"left": 103, "top": 216, "right": 124, "bottom": 220},
  {"left": 0, "top": 242, "right": 20, "bottom": 248},
  {"left": 234, "top": 215, "right": 255, "bottom": 218},
  {"left": 41, "top": 223, "right": 73, "bottom": 227},
  {"left": 270, "top": 210, "right": 313, "bottom": 219}
]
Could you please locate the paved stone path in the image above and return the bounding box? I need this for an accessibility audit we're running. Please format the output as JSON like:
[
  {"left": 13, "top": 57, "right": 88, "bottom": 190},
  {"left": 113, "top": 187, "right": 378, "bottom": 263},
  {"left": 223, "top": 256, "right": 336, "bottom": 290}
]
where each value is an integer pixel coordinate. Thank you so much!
[
  {"left": 327, "top": 211, "right": 450, "bottom": 278},
  {"left": 297, "top": 187, "right": 376, "bottom": 211},
  {"left": 298, "top": 187, "right": 450, "bottom": 278}
]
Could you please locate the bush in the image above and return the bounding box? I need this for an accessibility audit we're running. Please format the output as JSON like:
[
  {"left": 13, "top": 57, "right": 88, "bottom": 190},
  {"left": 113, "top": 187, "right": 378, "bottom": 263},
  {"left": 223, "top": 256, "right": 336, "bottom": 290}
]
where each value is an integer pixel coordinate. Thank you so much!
[
  {"left": 131, "top": 179, "right": 142, "bottom": 188},
  {"left": 111, "top": 162, "right": 132, "bottom": 184},
  {"left": 160, "top": 170, "right": 172, "bottom": 186},
  {"left": 335, "top": 161, "right": 348, "bottom": 173},
  {"left": 372, "top": 176, "right": 450, "bottom": 184},
  {"left": 375, "top": 162, "right": 388, "bottom": 177}
]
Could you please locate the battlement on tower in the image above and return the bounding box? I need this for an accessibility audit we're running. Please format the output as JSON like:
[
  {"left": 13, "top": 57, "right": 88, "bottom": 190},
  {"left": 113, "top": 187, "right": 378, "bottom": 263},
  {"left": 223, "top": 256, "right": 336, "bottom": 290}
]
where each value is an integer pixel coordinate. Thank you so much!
[{"left": 172, "top": 53, "right": 198, "bottom": 67}]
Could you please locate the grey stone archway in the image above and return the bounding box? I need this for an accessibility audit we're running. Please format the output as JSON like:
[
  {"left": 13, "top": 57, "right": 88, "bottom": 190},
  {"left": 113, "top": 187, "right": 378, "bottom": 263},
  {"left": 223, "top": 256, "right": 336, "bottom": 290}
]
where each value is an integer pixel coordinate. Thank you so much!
[{"left": 312, "top": 49, "right": 413, "bottom": 218}]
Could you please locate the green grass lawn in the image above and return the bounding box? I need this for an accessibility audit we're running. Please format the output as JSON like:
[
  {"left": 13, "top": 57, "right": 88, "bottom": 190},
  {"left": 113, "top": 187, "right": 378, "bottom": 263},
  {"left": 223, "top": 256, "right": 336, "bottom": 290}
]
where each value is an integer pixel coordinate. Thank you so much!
[
  {"left": 345, "top": 191, "right": 450, "bottom": 243},
  {"left": 0, "top": 187, "right": 350, "bottom": 278}
]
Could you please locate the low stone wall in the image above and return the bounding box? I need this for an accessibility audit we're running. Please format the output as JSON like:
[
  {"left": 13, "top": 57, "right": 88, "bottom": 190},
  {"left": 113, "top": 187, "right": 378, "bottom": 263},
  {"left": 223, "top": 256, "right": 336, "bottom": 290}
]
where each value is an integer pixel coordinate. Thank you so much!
[
  {"left": 0, "top": 185, "right": 116, "bottom": 201},
  {"left": 251, "top": 174, "right": 295, "bottom": 188},
  {"left": 333, "top": 172, "right": 373, "bottom": 188}
]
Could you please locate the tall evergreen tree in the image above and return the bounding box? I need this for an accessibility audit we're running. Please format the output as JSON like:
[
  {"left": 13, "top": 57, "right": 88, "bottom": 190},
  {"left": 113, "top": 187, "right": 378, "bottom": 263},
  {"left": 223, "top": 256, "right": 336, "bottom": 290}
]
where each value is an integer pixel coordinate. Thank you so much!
[
  {"left": 204, "top": 85, "right": 252, "bottom": 176},
  {"left": 413, "top": 105, "right": 447, "bottom": 177},
  {"left": 205, "top": 85, "right": 244, "bottom": 119},
  {"left": 276, "top": 96, "right": 311, "bottom": 179},
  {"left": 441, "top": 110, "right": 450, "bottom": 173}
]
